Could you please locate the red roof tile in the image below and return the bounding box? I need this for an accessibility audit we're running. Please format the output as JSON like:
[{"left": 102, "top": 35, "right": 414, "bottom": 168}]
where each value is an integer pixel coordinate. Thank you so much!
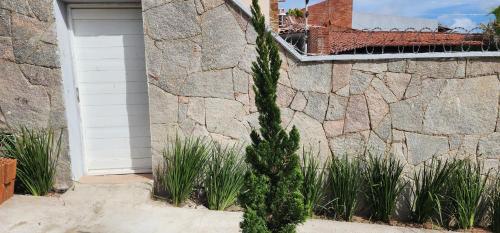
[{"left": 308, "top": 27, "right": 484, "bottom": 54}]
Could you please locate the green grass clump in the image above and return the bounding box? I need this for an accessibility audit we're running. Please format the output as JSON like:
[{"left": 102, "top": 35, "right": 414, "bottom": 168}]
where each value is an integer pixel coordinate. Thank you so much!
[
  {"left": 205, "top": 144, "right": 246, "bottom": 211},
  {"left": 362, "top": 154, "right": 406, "bottom": 223},
  {"left": 301, "top": 149, "right": 325, "bottom": 217},
  {"left": 2, "top": 127, "right": 61, "bottom": 196},
  {"left": 326, "top": 155, "right": 361, "bottom": 221},
  {"left": 158, "top": 136, "right": 210, "bottom": 206},
  {"left": 410, "top": 157, "right": 458, "bottom": 225},
  {"left": 492, "top": 174, "right": 500, "bottom": 232},
  {"left": 449, "top": 160, "right": 488, "bottom": 230}
]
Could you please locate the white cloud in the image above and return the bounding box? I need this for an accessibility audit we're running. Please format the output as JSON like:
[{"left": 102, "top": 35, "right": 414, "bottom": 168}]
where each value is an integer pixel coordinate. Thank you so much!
[{"left": 450, "top": 17, "right": 477, "bottom": 30}]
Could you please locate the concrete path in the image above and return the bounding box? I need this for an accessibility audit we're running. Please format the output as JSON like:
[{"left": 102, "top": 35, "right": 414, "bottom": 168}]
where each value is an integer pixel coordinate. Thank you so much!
[{"left": 0, "top": 178, "right": 451, "bottom": 233}]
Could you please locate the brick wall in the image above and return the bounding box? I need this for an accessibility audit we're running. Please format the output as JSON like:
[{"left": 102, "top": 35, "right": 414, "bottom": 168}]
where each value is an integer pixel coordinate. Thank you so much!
[
  {"left": 307, "top": 27, "right": 331, "bottom": 54},
  {"left": 306, "top": 0, "right": 352, "bottom": 28},
  {"left": 328, "top": 0, "right": 352, "bottom": 28},
  {"left": 270, "top": 0, "right": 279, "bottom": 32}
]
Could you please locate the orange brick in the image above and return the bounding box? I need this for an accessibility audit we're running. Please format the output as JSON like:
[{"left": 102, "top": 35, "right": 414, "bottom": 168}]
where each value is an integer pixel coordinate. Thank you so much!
[
  {"left": 0, "top": 162, "right": 4, "bottom": 185},
  {"left": 0, "top": 183, "right": 5, "bottom": 205},
  {"left": 3, "top": 158, "right": 16, "bottom": 184},
  {"left": 4, "top": 181, "right": 14, "bottom": 200}
]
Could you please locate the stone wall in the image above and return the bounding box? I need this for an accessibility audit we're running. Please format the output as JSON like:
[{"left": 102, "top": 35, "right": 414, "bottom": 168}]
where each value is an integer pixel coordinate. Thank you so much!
[
  {"left": 1, "top": 0, "right": 497, "bottom": 191},
  {"left": 143, "top": 0, "right": 500, "bottom": 173},
  {"left": 0, "top": 0, "right": 71, "bottom": 189}
]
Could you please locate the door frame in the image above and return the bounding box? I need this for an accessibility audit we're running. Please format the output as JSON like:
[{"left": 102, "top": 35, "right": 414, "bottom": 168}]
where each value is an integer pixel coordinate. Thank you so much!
[{"left": 59, "top": 2, "right": 151, "bottom": 178}]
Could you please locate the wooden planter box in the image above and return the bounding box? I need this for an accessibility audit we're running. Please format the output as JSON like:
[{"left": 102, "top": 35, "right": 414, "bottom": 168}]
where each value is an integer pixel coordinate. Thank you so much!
[{"left": 0, "top": 158, "right": 16, "bottom": 205}]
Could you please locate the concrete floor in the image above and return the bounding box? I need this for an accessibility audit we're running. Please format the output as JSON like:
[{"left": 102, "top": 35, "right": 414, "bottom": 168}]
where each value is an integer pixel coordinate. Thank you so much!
[{"left": 0, "top": 176, "right": 451, "bottom": 233}]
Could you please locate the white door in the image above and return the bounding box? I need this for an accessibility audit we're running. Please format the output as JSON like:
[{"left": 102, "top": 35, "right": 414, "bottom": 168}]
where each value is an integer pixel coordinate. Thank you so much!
[{"left": 71, "top": 8, "right": 152, "bottom": 175}]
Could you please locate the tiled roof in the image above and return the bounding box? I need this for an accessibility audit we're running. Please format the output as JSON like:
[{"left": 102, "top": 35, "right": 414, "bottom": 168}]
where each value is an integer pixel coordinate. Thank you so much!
[
  {"left": 279, "top": 15, "right": 306, "bottom": 34},
  {"left": 326, "top": 29, "right": 483, "bottom": 54}
]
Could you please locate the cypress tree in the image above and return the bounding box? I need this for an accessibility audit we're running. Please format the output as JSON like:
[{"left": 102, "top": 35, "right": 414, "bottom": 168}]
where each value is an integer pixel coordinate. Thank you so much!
[{"left": 240, "top": 1, "right": 306, "bottom": 232}]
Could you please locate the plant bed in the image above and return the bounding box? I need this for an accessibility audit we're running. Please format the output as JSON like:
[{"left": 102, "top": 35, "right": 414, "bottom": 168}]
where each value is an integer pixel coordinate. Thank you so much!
[{"left": 0, "top": 158, "right": 16, "bottom": 205}]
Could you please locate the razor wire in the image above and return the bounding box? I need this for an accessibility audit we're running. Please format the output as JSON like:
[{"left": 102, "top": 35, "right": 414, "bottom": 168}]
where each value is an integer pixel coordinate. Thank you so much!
[{"left": 279, "top": 26, "right": 500, "bottom": 56}]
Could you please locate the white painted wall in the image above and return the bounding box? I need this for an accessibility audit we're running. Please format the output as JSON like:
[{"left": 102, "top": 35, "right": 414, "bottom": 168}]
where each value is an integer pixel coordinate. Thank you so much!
[{"left": 54, "top": 0, "right": 85, "bottom": 180}]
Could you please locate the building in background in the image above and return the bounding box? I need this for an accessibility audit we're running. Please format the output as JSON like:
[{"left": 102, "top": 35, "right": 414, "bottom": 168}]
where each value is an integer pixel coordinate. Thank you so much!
[{"left": 277, "top": 0, "right": 483, "bottom": 55}]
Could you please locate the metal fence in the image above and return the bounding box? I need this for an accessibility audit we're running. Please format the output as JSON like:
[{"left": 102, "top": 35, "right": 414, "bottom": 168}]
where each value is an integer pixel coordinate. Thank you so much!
[{"left": 280, "top": 26, "right": 500, "bottom": 56}]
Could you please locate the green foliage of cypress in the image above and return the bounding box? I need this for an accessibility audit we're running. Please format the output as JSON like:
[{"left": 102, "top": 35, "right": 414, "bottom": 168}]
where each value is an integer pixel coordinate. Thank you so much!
[{"left": 240, "top": 0, "right": 306, "bottom": 232}]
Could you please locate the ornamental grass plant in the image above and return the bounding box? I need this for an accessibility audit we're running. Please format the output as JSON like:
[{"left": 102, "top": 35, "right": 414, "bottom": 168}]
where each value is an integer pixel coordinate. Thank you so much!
[
  {"left": 205, "top": 144, "right": 246, "bottom": 211},
  {"left": 410, "top": 157, "right": 458, "bottom": 225},
  {"left": 491, "top": 174, "right": 500, "bottom": 233},
  {"left": 326, "top": 155, "right": 361, "bottom": 221},
  {"left": 1, "top": 127, "right": 61, "bottom": 196},
  {"left": 301, "top": 148, "right": 325, "bottom": 217},
  {"left": 158, "top": 136, "right": 210, "bottom": 206},
  {"left": 362, "top": 154, "right": 406, "bottom": 223},
  {"left": 448, "top": 160, "right": 488, "bottom": 230}
]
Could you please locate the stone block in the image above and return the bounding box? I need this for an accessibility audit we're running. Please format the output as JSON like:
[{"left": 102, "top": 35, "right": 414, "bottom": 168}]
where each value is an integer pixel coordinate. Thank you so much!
[
  {"left": 205, "top": 98, "right": 249, "bottom": 140},
  {"left": 277, "top": 84, "right": 295, "bottom": 107},
  {"left": 326, "top": 94, "right": 347, "bottom": 121},
  {"left": 407, "top": 59, "right": 465, "bottom": 79},
  {"left": 0, "top": 60, "right": 50, "bottom": 128},
  {"left": 387, "top": 60, "right": 407, "bottom": 73},
  {"left": 143, "top": 0, "right": 200, "bottom": 41},
  {"left": 201, "top": 5, "right": 246, "bottom": 70},
  {"left": 187, "top": 97, "right": 205, "bottom": 125},
  {"left": 233, "top": 67, "right": 250, "bottom": 94},
  {"left": 390, "top": 97, "right": 425, "bottom": 133},
  {"left": 287, "top": 112, "right": 330, "bottom": 162},
  {"left": 0, "top": 37, "right": 14, "bottom": 61},
  {"left": 466, "top": 58, "right": 500, "bottom": 77},
  {"left": 290, "top": 92, "right": 307, "bottom": 111},
  {"left": 478, "top": 132, "right": 500, "bottom": 159},
  {"left": 366, "top": 132, "right": 387, "bottom": 157},
  {"left": 329, "top": 133, "right": 366, "bottom": 157},
  {"left": 303, "top": 92, "right": 329, "bottom": 123},
  {"left": 289, "top": 62, "right": 332, "bottom": 93},
  {"left": 149, "top": 85, "right": 178, "bottom": 124},
  {"left": 406, "top": 133, "right": 449, "bottom": 165},
  {"left": 371, "top": 77, "right": 397, "bottom": 103},
  {"left": 352, "top": 61, "right": 387, "bottom": 73},
  {"left": 332, "top": 62, "right": 352, "bottom": 92},
  {"left": 423, "top": 76, "right": 499, "bottom": 135},
  {"left": 384, "top": 72, "right": 411, "bottom": 100},
  {"left": 156, "top": 37, "right": 202, "bottom": 76},
  {"left": 180, "top": 69, "right": 234, "bottom": 99},
  {"left": 350, "top": 71, "right": 373, "bottom": 95},
  {"left": 323, "top": 120, "right": 344, "bottom": 138},
  {"left": 0, "top": 9, "right": 11, "bottom": 36},
  {"left": 344, "top": 95, "right": 370, "bottom": 133},
  {"left": 365, "top": 86, "right": 389, "bottom": 128}
]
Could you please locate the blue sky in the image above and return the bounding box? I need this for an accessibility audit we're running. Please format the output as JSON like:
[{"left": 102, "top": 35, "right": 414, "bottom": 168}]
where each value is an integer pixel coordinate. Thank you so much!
[{"left": 280, "top": 0, "right": 500, "bottom": 29}]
